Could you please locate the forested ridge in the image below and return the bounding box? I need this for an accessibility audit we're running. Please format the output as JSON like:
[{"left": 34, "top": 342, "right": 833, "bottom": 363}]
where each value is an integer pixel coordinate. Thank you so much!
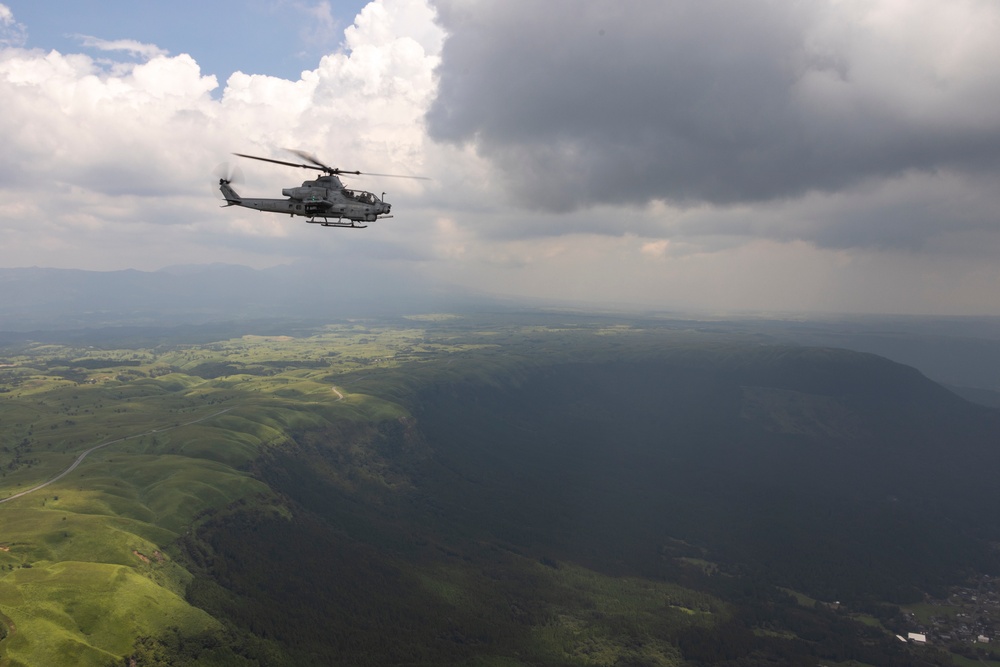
[{"left": 163, "top": 343, "right": 1000, "bottom": 666}]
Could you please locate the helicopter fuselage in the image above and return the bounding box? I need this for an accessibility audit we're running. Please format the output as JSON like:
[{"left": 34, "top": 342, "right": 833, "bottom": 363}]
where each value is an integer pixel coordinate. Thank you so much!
[{"left": 220, "top": 174, "right": 391, "bottom": 225}]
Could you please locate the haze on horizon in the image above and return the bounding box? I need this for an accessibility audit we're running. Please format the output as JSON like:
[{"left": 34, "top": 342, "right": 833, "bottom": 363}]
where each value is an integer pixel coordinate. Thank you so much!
[{"left": 2, "top": 0, "right": 1000, "bottom": 316}]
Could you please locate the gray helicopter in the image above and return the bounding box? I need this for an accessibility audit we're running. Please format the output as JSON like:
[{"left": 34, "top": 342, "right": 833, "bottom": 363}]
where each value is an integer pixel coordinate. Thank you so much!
[{"left": 218, "top": 149, "right": 426, "bottom": 228}]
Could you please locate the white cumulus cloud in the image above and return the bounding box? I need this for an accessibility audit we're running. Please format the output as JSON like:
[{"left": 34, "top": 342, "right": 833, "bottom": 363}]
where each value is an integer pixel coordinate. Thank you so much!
[
  {"left": 2, "top": 0, "right": 1000, "bottom": 315},
  {"left": 0, "top": 0, "right": 446, "bottom": 271}
]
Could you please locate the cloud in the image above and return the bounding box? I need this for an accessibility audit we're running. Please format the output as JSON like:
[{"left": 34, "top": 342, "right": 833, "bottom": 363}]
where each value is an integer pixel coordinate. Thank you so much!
[
  {"left": 75, "top": 35, "right": 168, "bottom": 60},
  {"left": 640, "top": 239, "right": 670, "bottom": 259},
  {"left": 0, "top": 3, "right": 26, "bottom": 48},
  {"left": 290, "top": 1, "right": 343, "bottom": 58},
  {"left": 0, "top": 49, "right": 219, "bottom": 196},
  {"left": 427, "top": 0, "right": 1000, "bottom": 214},
  {"left": 2, "top": 0, "right": 1000, "bottom": 315},
  {"left": 0, "top": 0, "right": 443, "bottom": 271}
]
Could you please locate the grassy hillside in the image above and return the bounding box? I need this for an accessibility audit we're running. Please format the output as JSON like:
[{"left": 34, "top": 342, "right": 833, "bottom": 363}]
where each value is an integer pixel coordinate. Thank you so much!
[
  {"left": 0, "top": 325, "right": 422, "bottom": 665},
  {"left": 0, "top": 316, "right": 997, "bottom": 665}
]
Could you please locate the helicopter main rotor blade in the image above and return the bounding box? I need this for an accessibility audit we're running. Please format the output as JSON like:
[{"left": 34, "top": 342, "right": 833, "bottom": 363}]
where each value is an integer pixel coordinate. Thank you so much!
[
  {"left": 284, "top": 149, "right": 364, "bottom": 176},
  {"left": 352, "top": 171, "right": 431, "bottom": 181},
  {"left": 234, "top": 150, "right": 430, "bottom": 180},
  {"left": 284, "top": 148, "right": 332, "bottom": 170},
  {"left": 233, "top": 152, "right": 325, "bottom": 171}
]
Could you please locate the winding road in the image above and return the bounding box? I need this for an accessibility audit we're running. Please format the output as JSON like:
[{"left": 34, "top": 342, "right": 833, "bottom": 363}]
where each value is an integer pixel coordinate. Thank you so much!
[{"left": 0, "top": 408, "right": 232, "bottom": 505}]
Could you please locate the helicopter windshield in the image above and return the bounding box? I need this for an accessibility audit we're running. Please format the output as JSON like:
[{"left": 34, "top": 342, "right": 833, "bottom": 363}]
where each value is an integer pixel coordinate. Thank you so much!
[{"left": 344, "top": 189, "right": 376, "bottom": 204}]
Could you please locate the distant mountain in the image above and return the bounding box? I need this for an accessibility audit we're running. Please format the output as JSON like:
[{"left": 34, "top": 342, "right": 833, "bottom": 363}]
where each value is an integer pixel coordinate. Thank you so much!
[
  {"left": 743, "top": 316, "right": 1000, "bottom": 393},
  {"left": 0, "top": 263, "right": 485, "bottom": 330},
  {"left": 6, "top": 263, "right": 1000, "bottom": 399}
]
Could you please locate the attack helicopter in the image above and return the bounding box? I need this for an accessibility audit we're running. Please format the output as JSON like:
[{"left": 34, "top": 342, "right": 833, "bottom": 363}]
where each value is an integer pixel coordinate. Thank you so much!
[{"left": 218, "top": 149, "right": 427, "bottom": 229}]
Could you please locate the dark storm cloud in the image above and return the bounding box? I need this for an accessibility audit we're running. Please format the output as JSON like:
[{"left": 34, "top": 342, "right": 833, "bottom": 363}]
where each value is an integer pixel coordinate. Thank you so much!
[{"left": 427, "top": 0, "right": 1000, "bottom": 213}]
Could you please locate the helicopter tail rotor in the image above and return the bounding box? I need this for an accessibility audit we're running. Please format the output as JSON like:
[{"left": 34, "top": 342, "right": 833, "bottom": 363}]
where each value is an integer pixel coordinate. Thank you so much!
[
  {"left": 214, "top": 162, "right": 244, "bottom": 186},
  {"left": 213, "top": 162, "right": 244, "bottom": 205}
]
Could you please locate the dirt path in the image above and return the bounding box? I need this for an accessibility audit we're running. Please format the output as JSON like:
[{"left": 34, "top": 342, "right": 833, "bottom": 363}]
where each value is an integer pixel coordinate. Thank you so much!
[{"left": 0, "top": 408, "right": 232, "bottom": 505}]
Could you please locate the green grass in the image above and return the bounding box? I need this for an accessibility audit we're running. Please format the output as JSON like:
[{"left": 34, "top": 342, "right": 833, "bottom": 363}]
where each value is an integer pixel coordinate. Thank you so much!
[
  {"left": 779, "top": 586, "right": 818, "bottom": 606},
  {"left": 904, "top": 601, "right": 962, "bottom": 625},
  {"left": 0, "top": 561, "right": 218, "bottom": 666},
  {"left": 416, "top": 556, "right": 720, "bottom": 667},
  {"left": 530, "top": 561, "right": 714, "bottom": 666},
  {"left": 0, "top": 447, "right": 266, "bottom": 665},
  {"left": 0, "top": 324, "right": 452, "bottom": 665}
]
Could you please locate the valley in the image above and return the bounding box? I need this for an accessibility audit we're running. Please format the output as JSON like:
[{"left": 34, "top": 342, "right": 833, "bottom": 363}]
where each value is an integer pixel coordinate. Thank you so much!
[{"left": 0, "top": 314, "right": 998, "bottom": 666}]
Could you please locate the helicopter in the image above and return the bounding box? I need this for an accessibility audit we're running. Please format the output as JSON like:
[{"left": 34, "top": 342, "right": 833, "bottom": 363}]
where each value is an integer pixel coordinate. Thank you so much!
[{"left": 218, "top": 149, "right": 427, "bottom": 229}]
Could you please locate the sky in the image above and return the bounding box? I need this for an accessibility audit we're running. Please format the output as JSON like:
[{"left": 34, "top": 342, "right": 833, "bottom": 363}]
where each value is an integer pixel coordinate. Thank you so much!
[{"left": 2, "top": 0, "right": 1000, "bottom": 315}]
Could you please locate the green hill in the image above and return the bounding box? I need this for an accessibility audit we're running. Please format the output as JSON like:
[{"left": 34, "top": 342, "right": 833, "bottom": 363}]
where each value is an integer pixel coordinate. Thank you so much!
[{"left": 1, "top": 320, "right": 997, "bottom": 666}]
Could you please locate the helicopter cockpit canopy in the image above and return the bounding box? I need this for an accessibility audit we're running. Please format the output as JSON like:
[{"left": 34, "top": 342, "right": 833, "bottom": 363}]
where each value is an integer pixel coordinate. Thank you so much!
[{"left": 345, "top": 190, "right": 378, "bottom": 204}]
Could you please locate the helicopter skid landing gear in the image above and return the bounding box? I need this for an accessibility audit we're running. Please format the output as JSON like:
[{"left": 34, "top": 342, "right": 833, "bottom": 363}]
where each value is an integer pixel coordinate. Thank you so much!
[{"left": 307, "top": 217, "right": 367, "bottom": 229}]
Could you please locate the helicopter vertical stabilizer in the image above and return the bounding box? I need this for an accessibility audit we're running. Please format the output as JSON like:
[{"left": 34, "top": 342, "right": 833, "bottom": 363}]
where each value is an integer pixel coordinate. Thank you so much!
[{"left": 219, "top": 180, "right": 242, "bottom": 206}]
